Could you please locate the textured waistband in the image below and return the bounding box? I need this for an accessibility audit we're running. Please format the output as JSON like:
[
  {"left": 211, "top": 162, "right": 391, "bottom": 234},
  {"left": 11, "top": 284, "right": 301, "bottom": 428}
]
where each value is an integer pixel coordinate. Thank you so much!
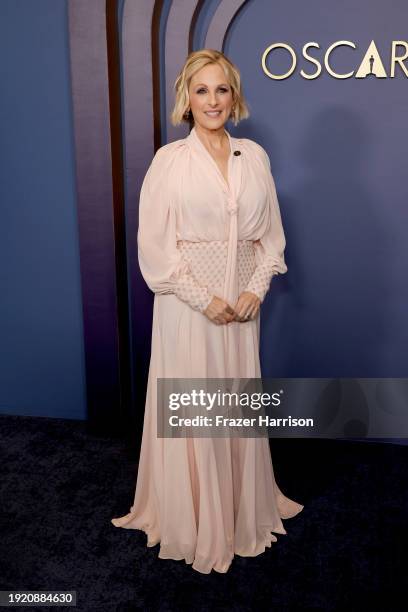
[{"left": 177, "top": 239, "right": 254, "bottom": 246}]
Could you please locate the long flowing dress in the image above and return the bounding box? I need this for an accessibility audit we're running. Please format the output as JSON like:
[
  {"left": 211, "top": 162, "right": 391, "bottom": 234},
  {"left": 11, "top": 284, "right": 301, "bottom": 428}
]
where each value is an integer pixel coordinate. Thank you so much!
[{"left": 111, "top": 125, "right": 304, "bottom": 574}]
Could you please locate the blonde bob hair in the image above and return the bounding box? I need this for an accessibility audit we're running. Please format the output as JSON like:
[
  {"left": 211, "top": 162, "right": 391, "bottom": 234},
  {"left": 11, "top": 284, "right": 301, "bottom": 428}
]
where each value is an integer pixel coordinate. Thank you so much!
[{"left": 171, "top": 49, "right": 250, "bottom": 127}]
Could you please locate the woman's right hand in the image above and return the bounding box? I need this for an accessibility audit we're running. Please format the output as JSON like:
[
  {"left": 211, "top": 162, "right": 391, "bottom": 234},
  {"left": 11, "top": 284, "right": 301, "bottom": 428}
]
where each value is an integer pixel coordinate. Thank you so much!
[{"left": 203, "top": 295, "right": 236, "bottom": 325}]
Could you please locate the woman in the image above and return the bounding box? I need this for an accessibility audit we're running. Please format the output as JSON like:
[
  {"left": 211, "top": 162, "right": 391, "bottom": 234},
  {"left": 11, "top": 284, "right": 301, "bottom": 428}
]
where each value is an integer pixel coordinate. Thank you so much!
[{"left": 111, "top": 49, "right": 304, "bottom": 574}]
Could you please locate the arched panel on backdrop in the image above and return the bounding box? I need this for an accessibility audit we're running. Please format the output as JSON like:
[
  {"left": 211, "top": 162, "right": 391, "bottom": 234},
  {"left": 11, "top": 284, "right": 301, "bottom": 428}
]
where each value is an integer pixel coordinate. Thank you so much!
[
  {"left": 120, "top": 0, "right": 160, "bottom": 448},
  {"left": 163, "top": 1, "right": 200, "bottom": 143},
  {"left": 204, "top": 0, "right": 248, "bottom": 52},
  {"left": 68, "top": 0, "right": 249, "bottom": 436},
  {"left": 68, "top": 0, "right": 131, "bottom": 436}
]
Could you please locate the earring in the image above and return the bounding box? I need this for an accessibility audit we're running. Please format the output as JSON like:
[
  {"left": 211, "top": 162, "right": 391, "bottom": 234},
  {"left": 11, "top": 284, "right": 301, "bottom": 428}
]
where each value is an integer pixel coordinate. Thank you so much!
[{"left": 183, "top": 109, "right": 192, "bottom": 120}]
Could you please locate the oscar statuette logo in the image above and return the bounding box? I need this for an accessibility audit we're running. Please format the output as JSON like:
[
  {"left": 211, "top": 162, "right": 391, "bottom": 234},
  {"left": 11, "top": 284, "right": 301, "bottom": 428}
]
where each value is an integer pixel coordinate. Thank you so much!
[{"left": 261, "top": 40, "right": 408, "bottom": 79}]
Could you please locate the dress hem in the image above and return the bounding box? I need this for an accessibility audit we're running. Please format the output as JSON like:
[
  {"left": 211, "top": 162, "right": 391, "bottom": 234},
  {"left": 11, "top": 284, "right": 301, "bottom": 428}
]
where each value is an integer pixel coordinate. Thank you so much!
[{"left": 111, "top": 502, "right": 304, "bottom": 574}]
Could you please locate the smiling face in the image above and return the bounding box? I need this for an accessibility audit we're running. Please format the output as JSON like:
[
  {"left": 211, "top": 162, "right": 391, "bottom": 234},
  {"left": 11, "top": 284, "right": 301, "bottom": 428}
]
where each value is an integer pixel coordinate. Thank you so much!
[{"left": 188, "top": 63, "right": 234, "bottom": 131}]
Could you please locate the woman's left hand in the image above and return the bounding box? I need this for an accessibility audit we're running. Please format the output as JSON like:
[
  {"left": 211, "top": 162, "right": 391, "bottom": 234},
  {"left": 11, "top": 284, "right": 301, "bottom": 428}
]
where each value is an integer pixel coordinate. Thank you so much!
[{"left": 233, "top": 291, "right": 260, "bottom": 322}]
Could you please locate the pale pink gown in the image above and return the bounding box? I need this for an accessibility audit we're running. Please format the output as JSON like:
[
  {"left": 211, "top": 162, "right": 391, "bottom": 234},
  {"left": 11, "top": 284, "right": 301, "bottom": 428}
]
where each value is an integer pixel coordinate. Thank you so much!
[{"left": 111, "top": 125, "right": 304, "bottom": 573}]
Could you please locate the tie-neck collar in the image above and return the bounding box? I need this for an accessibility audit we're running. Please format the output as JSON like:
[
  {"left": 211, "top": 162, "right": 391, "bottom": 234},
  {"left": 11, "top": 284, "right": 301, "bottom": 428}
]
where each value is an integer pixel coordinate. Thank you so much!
[
  {"left": 187, "top": 125, "right": 234, "bottom": 193},
  {"left": 186, "top": 124, "right": 242, "bottom": 309}
]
